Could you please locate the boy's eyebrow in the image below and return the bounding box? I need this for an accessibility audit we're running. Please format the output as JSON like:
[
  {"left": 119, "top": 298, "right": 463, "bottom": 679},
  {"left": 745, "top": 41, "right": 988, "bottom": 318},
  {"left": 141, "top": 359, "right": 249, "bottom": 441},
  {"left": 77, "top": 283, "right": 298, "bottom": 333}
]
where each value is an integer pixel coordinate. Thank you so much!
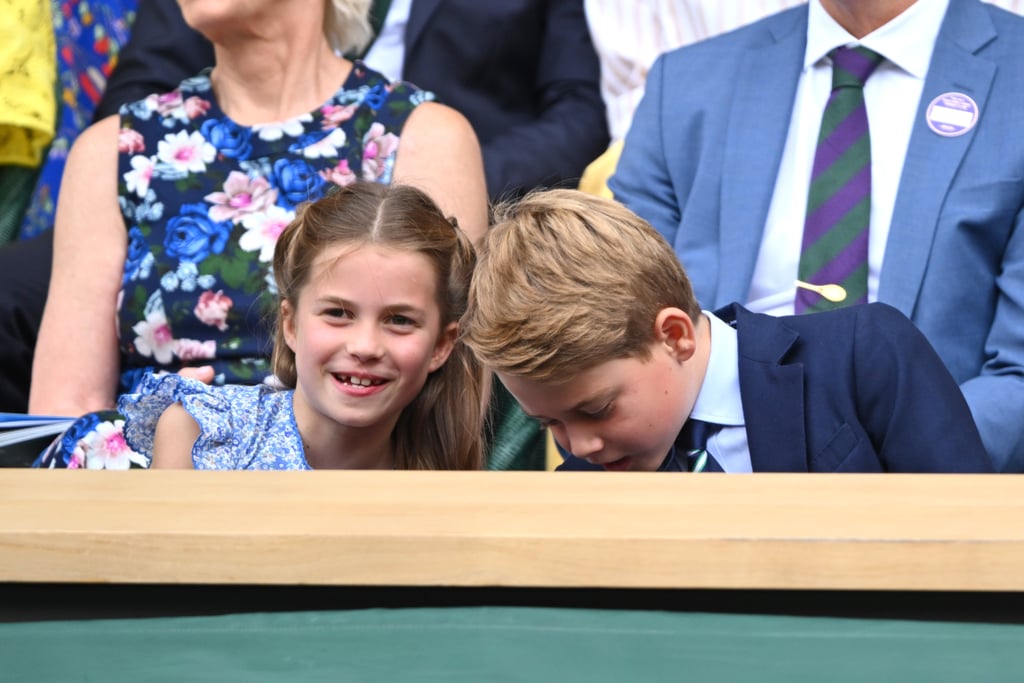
[{"left": 525, "top": 389, "right": 616, "bottom": 421}]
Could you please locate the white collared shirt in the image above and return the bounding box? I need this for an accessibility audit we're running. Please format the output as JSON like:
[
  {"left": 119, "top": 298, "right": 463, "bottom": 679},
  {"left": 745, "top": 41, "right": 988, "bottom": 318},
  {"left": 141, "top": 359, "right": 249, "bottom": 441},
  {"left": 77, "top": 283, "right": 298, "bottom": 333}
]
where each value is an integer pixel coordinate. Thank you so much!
[
  {"left": 689, "top": 312, "right": 752, "bottom": 473},
  {"left": 747, "top": 0, "right": 950, "bottom": 316},
  {"left": 363, "top": 0, "right": 414, "bottom": 81}
]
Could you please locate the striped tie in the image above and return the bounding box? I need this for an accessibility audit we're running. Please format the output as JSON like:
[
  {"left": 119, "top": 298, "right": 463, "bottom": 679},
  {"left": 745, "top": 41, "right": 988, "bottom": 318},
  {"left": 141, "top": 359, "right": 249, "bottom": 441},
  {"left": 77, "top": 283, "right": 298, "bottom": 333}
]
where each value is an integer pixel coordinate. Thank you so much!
[{"left": 796, "top": 46, "right": 884, "bottom": 314}]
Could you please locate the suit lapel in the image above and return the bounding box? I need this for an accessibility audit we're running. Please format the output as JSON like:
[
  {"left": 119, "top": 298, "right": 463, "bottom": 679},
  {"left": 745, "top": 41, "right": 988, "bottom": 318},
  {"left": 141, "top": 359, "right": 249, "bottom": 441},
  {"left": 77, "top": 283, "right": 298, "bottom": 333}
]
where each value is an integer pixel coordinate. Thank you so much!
[
  {"left": 878, "top": 0, "right": 997, "bottom": 315},
  {"left": 726, "top": 306, "right": 809, "bottom": 472},
  {"left": 718, "top": 9, "right": 807, "bottom": 306},
  {"left": 405, "top": 0, "right": 443, "bottom": 55}
]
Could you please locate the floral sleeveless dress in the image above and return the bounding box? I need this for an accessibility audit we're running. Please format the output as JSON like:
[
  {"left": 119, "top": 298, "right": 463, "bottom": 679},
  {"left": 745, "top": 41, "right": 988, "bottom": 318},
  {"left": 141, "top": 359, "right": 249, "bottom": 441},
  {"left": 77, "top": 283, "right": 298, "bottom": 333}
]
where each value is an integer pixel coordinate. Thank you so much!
[{"left": 35, "top": 62, "right": 431, "bottom": 469}]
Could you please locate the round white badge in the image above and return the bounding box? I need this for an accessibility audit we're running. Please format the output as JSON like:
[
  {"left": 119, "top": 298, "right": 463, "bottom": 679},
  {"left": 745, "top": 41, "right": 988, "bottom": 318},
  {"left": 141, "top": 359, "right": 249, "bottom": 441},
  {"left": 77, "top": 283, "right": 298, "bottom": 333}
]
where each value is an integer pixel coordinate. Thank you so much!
[{"left": 925, "top": 92, "right": 979, "bottom": 137}]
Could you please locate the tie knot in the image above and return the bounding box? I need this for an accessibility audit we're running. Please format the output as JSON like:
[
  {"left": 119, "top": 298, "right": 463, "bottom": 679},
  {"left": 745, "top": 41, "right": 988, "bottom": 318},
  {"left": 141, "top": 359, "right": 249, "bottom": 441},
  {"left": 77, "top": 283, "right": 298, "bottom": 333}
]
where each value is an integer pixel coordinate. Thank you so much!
[{"left": 829, "top": 46, "right": 884, "bottom": 89}]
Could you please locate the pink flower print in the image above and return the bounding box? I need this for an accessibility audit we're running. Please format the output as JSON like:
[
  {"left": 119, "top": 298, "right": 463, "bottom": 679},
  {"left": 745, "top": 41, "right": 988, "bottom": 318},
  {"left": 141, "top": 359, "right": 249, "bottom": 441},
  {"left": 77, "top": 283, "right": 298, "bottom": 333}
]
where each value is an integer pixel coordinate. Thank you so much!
[
  {"left": 240, "top": 206, "right": 295, "bottom": 262},
  {"left": 79, "top": 420, "right": 147, "bottom": 470},
  {"left": 124, "top": 155, "right": 156, "bottom": 198},
  {"left": 194, "top": 290, "right": 234, "bottom": 331},
  {"left": 361, "top": 123, "right": 400, "bottom": 181},
  {"left": 184, "top": 96, "right": 212, "bottom": 119},
  {"left": 321, "top": 103, "right": 357, "bottom": 129},
  {"left": 118, "top": 128, "right": 145, "bottom": 154},
  {"left": 133, "top": 309, "right": 176, "bottom": 364},
  {"left": 147, "top": 90, "right": 185, "bottom": 117},
  {"left": 319, "top": 159, "right": 357, "bottom": 187},
  {"left": 158, "top": 130, "right": 216, "bottom": 174},
  {"left": 204, "top": 171, "right": 278, "bottom": 223},
  {"left": 175, "top": 338, "right": 217, "bottom": 361}
]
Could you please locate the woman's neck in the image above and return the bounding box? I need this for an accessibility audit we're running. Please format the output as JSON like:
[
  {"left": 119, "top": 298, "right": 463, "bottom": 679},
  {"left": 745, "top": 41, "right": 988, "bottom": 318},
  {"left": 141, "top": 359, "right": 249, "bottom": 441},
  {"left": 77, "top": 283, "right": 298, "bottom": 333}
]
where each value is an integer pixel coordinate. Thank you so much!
[{"left": 209, "top": 36, "right": 351, "bottom": 126}]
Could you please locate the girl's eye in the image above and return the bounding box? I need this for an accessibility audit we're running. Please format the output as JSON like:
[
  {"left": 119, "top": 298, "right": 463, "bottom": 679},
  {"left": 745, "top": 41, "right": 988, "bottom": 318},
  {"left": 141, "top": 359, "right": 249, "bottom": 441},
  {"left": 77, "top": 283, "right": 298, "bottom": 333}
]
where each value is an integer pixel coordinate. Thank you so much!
[
  {"left": 584, "top": 403, "right": 612, "bottom": 420},
  {"left": 387, "top": 314, "right": 416, "bottom": 327},
  {"left": 323, "top": 307, "right": 351, "bottom": 319}
]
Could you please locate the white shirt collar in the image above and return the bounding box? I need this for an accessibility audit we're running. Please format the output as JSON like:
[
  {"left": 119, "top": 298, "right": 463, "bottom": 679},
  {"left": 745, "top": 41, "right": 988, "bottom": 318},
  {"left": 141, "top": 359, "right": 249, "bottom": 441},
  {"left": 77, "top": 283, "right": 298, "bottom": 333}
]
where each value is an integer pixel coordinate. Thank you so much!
[
  {"left": 805, "top": 0, "right": 949, "bottom": 79},
  {"left": 689, "top": 312, "right": 745, "bottom": 428}
]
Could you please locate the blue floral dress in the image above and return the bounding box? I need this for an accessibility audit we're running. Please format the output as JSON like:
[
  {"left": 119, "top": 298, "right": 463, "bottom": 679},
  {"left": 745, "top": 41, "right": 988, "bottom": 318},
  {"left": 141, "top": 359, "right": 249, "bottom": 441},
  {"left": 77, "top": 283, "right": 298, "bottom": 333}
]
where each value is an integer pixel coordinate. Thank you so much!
[
  {"left": 119, "top": 373, "right": 308, "bottom": 469},
  {"left": 35, "top": 62, "right": 431, "bottom": 469}
]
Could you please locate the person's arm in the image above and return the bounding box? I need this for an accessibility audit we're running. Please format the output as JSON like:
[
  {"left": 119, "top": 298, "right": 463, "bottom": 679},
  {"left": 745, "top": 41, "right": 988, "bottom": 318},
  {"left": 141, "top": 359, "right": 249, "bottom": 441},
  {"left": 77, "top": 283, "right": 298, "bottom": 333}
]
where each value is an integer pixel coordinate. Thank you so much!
[
  {"left": 93, "top": 0, "right": 215, "bottom": 121},
  {"left": 959, "top": 206, "right": 1024, "bottom": 473},
  {"left": 608, "top": 54, "right": 683, "bottom": 246},
  {"left": 150, "top": 403, "right": 199, "bottom": 469},
  {"left": 29, "top": 116, "right": 125, "bottom": 416},
  {"left": 477, "top": 0, "right": 608, "bottom": 197},
  {"left": 392, "top": 102, "right": 488, "bottom": 242},
  {"left": 856, "top": 304, "right": 993, "bottom": 473}
]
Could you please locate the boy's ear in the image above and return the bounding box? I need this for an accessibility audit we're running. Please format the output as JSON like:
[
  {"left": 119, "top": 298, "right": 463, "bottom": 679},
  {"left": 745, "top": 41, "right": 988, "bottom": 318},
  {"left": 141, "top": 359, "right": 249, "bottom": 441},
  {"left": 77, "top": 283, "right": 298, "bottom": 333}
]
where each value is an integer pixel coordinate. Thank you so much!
[
  {"left": 653, "top": 307, "right": 697, "bottom": 362},
  {"left": 281, "top": 300, "right": 297, "bottom": 353},
  {"left": 429, "top": 321, "right": 459, "bottom": 372}
]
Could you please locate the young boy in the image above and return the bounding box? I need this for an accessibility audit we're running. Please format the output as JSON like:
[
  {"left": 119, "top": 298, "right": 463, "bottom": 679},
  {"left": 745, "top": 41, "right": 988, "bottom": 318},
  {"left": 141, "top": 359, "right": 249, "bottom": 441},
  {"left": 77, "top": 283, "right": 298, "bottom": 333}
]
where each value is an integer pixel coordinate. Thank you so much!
[{"left": 461, "top": 189, "right": 993, "bottom": 473}]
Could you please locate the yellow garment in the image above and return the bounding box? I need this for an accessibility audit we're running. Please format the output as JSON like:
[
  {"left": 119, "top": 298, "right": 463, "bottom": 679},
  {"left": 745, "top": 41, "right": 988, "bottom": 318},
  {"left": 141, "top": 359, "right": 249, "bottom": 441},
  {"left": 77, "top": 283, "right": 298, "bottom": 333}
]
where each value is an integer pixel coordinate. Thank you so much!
[
  {"left": 577, "top": 139, "right": 623, "bottom": 199},
  {"left": 0, "top": 0, "right": 57, "bottom": 168}
]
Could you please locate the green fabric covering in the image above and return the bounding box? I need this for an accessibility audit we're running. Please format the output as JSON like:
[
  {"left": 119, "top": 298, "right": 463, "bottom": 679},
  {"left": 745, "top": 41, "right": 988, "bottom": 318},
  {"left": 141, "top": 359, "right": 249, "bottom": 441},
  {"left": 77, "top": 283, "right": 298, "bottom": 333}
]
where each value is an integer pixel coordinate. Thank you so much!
[
  {"left": 2, "top": 606, "right": 1023, "bottom": 681},
  {"left": 485, "top": 379, "right": 546, "bottom": 471},
  {"left": 0, "top": 164, "right": 40, "bottom": 244}
]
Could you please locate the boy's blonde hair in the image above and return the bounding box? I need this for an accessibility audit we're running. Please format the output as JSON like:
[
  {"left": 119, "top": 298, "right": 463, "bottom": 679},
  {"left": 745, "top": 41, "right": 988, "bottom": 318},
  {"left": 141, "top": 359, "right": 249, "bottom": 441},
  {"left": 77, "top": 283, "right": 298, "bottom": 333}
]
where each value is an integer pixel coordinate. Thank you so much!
[{"left": 462, "top": 189, "right": 701, "bottom": 382}]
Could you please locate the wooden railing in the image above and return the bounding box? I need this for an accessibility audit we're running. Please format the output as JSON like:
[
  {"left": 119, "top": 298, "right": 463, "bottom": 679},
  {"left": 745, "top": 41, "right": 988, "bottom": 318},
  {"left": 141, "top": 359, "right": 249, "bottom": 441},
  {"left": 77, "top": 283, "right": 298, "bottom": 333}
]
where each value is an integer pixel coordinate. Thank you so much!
[{"left": 1, "top": 470, "right": 1022, "bottom": 591}]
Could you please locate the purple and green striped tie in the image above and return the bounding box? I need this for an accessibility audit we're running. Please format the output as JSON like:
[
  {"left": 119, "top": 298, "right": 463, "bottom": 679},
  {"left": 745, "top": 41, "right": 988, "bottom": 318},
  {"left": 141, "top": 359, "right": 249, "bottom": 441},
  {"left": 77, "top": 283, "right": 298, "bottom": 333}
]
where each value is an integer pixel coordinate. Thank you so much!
[{"left": 796, "top": 46, "right": 884, "bottom": 314}]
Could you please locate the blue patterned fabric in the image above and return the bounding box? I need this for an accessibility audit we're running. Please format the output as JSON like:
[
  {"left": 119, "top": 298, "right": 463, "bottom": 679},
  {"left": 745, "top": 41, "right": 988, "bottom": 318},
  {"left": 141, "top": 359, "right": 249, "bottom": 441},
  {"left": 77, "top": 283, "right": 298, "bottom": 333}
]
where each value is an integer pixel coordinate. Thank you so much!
[
  {"left": 119, "top": 373, "right": 308, "bottom": 470},
  {"left": 19, "top": 0, "right": 136, "bottom": 239}
]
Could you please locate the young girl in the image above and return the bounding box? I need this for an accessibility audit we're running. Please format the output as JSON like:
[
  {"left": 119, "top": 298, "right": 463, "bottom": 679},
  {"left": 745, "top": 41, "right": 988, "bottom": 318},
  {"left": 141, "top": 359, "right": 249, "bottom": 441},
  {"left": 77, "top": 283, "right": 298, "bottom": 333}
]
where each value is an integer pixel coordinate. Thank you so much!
[{"left": 116, "top": 182, "right": 484, "bottom": 470}]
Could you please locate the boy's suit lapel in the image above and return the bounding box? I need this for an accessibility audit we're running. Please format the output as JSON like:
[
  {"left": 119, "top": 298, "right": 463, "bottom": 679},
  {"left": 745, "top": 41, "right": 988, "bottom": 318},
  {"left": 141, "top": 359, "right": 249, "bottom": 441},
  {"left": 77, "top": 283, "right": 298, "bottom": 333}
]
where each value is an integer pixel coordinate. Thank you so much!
[
  {"left": 722, "top": 305, "right": 809, "bottom": 472},
  {"left": 879, "top": 0, "right": 997, "bottom": 315},
  {"left": 718, "top": 9, "right": 807, "bottom": 307}
]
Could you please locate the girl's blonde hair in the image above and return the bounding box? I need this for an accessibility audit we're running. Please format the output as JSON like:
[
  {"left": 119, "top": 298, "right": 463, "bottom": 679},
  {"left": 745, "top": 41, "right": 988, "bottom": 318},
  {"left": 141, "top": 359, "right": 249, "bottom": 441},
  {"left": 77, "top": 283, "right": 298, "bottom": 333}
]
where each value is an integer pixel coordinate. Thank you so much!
[{"left": 272, "top": 182, "right": 484, "bottom": 470}]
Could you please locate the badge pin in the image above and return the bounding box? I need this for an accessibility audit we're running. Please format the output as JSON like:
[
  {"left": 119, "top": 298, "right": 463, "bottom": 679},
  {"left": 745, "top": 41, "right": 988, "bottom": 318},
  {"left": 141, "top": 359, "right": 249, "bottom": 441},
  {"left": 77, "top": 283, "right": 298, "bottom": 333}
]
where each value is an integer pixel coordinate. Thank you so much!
[{"left": 925, "top": 92, "right": 979, "bottom": 137}]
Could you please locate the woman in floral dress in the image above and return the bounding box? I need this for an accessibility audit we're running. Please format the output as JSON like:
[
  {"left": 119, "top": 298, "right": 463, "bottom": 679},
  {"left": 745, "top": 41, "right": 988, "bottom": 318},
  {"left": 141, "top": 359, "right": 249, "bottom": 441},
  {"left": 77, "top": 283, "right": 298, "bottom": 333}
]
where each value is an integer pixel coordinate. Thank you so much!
[{"left": 29, "top": 0, "right": 488, "bottom": 468}]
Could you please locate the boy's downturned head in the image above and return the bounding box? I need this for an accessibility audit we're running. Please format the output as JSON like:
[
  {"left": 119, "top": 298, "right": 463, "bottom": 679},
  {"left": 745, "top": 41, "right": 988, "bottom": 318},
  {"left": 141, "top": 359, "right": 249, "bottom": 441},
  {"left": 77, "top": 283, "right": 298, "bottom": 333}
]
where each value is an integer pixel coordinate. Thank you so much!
[{"left": 462, "top": 189, "right": 701, "bottom": 381}]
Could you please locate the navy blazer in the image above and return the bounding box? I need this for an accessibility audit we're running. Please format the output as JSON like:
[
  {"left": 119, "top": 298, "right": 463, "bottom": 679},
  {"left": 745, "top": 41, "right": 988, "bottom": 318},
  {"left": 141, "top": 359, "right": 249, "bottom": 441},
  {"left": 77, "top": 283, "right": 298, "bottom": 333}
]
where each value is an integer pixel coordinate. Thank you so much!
[
  {"left": 560, "top": 304, "right": 992, "bottom": 473},
  {"left": 611, "top": 0, "right": 1024, "bottom": 472},
  {"left": 401, "top": 0, "right": 607, "bottom": 198}
]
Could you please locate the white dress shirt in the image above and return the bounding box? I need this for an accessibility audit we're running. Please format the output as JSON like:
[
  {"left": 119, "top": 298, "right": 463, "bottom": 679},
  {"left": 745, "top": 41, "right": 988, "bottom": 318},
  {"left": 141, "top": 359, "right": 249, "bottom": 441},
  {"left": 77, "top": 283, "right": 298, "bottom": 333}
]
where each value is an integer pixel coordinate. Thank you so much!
[
  {"left": 362, "top": 0, "right": 413, "bottom": 81},
  {"left": 689, "top": 312, "right": 752, "bottom": 473},
  {"left": 747, "top": 0, "right": 950, "bottom": 316}
]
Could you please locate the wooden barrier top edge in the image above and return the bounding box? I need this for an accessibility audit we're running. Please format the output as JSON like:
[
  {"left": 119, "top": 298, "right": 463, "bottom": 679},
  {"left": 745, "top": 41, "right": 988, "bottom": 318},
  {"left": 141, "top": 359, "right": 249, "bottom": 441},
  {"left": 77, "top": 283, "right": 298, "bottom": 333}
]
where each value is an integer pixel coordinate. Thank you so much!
[{"left": 1, "top": 471, "right": 1022, "bottom": 590}]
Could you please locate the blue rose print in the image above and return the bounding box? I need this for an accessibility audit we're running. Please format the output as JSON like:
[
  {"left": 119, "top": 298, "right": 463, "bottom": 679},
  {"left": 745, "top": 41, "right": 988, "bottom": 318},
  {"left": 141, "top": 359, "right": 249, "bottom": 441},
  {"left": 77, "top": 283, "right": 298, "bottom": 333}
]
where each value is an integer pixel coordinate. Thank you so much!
[
  {"left": 163, "top": 203, "right": 232, "bottom": 262},
  {"left": 201, "top": 117, "right": 253, "bottom": 160},
  {"left": 272, "top": 158, "right": 325, "bottom": 206}
]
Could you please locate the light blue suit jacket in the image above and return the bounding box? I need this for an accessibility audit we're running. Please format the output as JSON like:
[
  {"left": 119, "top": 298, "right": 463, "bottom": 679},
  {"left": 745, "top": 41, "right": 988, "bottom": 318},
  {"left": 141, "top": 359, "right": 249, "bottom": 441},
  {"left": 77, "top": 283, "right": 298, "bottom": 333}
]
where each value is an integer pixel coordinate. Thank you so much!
[{"left": 611, "top": 0, "right": 1024, "bottom": 471}]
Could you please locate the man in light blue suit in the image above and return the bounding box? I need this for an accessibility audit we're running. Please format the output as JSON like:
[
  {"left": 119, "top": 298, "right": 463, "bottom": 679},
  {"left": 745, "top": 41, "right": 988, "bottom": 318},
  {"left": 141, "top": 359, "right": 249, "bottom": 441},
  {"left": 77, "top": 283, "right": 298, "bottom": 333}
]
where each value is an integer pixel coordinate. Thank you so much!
[{"left": 611, "top": 0, "right": 1024, "bottom": 472}]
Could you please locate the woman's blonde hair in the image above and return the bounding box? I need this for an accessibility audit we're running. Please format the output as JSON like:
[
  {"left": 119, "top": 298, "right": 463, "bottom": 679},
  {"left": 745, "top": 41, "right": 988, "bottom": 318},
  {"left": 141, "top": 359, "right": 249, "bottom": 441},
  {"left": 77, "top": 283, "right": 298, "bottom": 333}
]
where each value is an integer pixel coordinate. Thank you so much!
[
  {"left": 462, "top": 189, "right": 702, "bottom": 383},
  {"left": 324, "top": 0, "right": 374, "bottom": 56},
  {"left": 272, "top": 182, "right": 484, "bottom": 470}
]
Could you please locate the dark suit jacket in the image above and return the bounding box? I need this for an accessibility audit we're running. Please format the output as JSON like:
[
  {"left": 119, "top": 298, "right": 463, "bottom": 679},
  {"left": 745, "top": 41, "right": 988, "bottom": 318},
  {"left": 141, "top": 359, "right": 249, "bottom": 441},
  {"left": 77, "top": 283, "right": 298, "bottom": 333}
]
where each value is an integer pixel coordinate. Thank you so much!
[
  {"left": 401, "top": 0, "right": 608, "bottom": 198},
  {"left": 559, "top": 303, "right": 992, "bottom": 473}
]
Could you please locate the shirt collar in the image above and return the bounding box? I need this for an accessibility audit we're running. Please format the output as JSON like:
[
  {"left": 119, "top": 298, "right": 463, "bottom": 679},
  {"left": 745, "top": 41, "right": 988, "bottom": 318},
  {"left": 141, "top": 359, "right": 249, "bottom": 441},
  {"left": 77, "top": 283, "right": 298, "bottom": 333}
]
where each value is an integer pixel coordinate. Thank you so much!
[
  {"left": 805, "top": 0, "right": 949, "bottom": 80},
  {"left": 689, "top": 312, "right": 745, "bottom": 428}
]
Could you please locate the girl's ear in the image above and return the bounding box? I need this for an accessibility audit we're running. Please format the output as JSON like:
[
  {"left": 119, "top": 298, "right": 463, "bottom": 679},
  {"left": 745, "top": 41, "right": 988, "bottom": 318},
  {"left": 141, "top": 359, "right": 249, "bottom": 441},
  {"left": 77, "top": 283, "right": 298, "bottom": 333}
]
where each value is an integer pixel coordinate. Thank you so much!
[
  {"left": 429, "top": 321, "right": 459, "bottom": 372},
  {"left": 653, "top": 307, "right": 697, "bottom": 362},
  {"left": 281, "top": 300, "right": 297, "bottom": 353}
]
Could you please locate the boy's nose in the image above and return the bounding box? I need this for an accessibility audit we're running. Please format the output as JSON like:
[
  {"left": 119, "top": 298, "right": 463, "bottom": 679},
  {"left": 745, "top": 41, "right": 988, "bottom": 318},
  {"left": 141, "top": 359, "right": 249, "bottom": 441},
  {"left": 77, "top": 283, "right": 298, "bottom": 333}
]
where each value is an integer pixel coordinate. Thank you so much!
[{"left": 563, "top": 424, "right": 603, "bottom": 460}]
